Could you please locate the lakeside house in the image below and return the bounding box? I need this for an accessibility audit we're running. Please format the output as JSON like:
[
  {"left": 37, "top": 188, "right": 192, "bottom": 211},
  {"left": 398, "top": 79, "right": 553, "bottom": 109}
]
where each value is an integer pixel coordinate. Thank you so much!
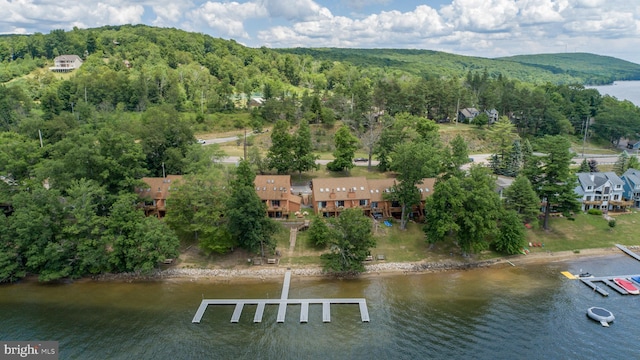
[
  {"left": 254, "top": 175, "right": 302, "bottom": 218},
  {"left": 575, "top": 172, "right": 631, "bottom": 212},
  {"left": 49, "top": 55, "right": 83, "bottom": 72},
  {"left": 310, "top": 177, "right": 436, "bottom": 219},
  {"left": 135, "top": 175, "right": 183, "bottom": 218},
  {"left": 621, "top": 168, "right": 640, "bottom": 208}
]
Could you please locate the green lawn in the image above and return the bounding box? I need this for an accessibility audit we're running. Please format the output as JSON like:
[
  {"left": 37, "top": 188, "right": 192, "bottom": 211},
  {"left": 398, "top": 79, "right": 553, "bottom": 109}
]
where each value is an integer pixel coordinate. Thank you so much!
[{"left": 525, "top": 212, "right": 640, "bottom": 253}]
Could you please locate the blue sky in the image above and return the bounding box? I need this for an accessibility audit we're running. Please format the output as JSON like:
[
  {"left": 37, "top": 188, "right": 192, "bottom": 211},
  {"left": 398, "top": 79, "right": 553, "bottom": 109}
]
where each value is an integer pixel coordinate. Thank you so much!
[{"left": 2, "top": 0, "right": 640, "bottom": 63}]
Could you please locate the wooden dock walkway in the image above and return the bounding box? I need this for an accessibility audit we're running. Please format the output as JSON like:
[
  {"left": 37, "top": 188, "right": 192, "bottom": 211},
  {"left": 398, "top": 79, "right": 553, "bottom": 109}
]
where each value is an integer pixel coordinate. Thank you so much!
[
  {"left": 615, "top": 244, "right": 640, "bottom": 261},
  {"left": 192, "top": 271, "right": 370, "bottom": 324}
]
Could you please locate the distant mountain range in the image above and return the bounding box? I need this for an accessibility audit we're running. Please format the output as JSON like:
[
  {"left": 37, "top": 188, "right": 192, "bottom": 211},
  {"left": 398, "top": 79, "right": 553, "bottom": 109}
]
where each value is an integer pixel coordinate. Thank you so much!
[{"left": 275, "top": 48, "right": 640, "bottom": 85}]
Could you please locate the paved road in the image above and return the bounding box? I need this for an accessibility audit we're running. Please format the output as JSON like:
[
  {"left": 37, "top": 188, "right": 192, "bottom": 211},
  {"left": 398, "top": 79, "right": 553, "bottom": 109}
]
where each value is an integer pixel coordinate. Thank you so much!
[
  {"left": 468, "top": 153, "right": 622, "bottom": 166},
  {"left": 198, "top": 134, "right": 255, "bottom": 145}
]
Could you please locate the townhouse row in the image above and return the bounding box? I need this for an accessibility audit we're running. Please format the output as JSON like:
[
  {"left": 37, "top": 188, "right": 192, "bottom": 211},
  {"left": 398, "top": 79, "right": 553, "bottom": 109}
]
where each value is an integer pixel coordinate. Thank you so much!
[
  {"left": 135, "top": 168, "right": 640, "bottom": 219},
  {"left": 134, "top": 175, "right": 435, "bottom": 219}
]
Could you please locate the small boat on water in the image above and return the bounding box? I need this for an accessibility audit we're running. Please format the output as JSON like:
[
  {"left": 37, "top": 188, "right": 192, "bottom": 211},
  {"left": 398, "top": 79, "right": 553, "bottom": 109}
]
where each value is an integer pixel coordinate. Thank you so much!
[
  {"left": 613, "top": 278, "right": 640, "bottom": 294},
  {"left": 587, "top": 307, "right": 615, "bottom": 327}
]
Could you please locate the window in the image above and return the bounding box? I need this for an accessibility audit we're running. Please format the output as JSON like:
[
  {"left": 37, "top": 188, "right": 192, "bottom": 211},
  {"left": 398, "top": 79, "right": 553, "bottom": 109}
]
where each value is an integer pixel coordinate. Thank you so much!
[
  {"left": 586, "top": 196, "right": 591, "bottom": 201},
  {"left": 271, "top": 200, "right": 280, "bottom": 207},
  {"left": 371, "top": 202, "right": 378, "bottom": 208},
  {"left": 319, "top": 201, "right": 327, "bottom": 208},
  {"left": 587, "top": 186, "right": 592, "bottom": 190},
  {"left": 391, "top": 201, "right": 400, "bottom": 207},
  {"left": 336, "top": 200, "right": 345, "bottom": 207},
  {"left": 360, "top": 199, "right": 368, "bottom": 206},
  {"left": 614, "top": 195, "right": 620, "bottom": 200}
]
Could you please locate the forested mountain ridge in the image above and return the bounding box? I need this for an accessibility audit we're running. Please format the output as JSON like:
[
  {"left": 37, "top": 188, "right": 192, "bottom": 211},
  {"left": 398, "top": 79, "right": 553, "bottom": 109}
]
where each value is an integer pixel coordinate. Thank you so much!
[
  {"left": 497, "top": 53, "right": 640, "bottom": 85},
  {"left": 2, "top": 24, "right": 639, "bottom": 88},
  {"left": 275, "top": 48, "right": 640, "bottom": 85}
]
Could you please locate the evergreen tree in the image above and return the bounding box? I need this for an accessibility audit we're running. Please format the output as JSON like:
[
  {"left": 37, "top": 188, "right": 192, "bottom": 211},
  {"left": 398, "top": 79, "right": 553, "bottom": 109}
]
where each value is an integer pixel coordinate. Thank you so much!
[
  {"left": 536, "top": 136, "right": 580, "bottom": 229},
  {"left": 494, "top": 210, "right": 526, "bottom": 255},
  {"left": 266, "top": 120, "right": 294, "bottom": 174},
  {"left": 578, "top": 159, "right": 590, "bottom": 173},
  {"left": 503, "top": 175, "right": 540, "bottom": 226},
  {"left": 226, "top": 160, "right": 278, "bottom": 256},
  {"left": 613, "top": 153, "right": 629, "bottom": 175}
]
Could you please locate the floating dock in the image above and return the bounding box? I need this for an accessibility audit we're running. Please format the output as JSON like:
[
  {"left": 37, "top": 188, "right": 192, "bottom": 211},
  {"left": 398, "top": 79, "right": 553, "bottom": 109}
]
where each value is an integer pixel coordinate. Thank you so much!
[
  {"left": 578, "top": 275, "right": 640, "bottom": 296},
  {"left": 566, "top": 244, "right": 640, "bottom": 296},
  {"left": 192, "top": 271, "right": 370, "bottom": 324}
]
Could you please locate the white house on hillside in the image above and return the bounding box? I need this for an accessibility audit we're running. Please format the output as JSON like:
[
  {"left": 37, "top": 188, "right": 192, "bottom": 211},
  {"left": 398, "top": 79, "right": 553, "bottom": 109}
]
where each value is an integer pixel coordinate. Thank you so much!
[{"left": 49, "top": 55, "right": 83, "bottom": 72}]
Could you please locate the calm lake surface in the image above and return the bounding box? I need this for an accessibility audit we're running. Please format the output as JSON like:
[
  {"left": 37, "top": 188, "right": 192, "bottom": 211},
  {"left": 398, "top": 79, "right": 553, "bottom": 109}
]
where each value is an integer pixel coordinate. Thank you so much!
[
  {"left": 1, "top": 254, "right": 640, "bottom": 359},
  {"left": 588, "top": 80, "right": 640, "bottom": 107}
]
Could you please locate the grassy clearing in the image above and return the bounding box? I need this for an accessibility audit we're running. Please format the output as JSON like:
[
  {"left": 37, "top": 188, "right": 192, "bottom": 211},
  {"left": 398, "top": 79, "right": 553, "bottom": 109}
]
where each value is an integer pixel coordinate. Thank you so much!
[{"left": 525, "top": 211, "right": 640, "bottom": 253}]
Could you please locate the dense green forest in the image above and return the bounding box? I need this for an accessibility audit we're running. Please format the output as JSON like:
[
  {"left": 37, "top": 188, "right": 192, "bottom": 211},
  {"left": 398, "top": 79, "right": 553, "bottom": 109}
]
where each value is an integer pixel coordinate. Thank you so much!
[
  {"left": 2, "top": 25, "right": 640, "bottom": 280},
  {"left": 274, "top": 48, "right": 640, "bottom": 85}
]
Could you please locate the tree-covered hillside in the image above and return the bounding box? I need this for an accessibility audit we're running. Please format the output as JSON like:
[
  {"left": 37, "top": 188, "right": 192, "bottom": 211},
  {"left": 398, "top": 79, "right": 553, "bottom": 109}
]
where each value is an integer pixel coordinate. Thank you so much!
[
  {"left": 497, "top": 53, "right": 640, "bottom": 85},
  {"left": 275, "top": 48, "right": 640, "bottom": 85}
]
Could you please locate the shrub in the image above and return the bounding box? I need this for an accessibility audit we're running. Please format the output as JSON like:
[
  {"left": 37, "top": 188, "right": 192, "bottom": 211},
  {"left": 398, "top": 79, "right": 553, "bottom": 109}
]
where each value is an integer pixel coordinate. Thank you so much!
[
  {"left": 587, "top": 208, "right": 602, "bottom": 215},
  {"left": 608, "top": 219, "right": 616, "bottom": 228}
]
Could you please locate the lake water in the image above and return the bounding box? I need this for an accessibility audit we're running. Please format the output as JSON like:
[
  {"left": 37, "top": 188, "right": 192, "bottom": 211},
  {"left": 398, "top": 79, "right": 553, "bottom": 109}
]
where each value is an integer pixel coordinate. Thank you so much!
[
  {"left": 2, "top": 254, "right": 640, "bottom": 359},
  {"left": 588, "top": 80, "right": 640, "bottom": 107}
]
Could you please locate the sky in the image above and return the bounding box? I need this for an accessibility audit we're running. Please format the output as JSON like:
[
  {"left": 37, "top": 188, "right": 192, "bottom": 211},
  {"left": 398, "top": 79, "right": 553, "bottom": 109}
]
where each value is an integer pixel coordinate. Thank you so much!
[{"left": 2, "top": 0, "right": 640, "bottom": 64}]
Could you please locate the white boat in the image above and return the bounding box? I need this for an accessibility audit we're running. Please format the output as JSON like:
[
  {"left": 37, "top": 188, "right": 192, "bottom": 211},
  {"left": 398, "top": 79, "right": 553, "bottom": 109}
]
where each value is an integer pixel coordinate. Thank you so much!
[{"left": 587, "top": 307, "right": 614, "bottom": 327}]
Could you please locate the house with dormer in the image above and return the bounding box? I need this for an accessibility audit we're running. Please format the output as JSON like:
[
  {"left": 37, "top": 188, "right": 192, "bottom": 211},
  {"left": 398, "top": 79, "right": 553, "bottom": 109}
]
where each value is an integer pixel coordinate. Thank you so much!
[
  {"left": 311, "top": 177, "right": 436, "bottom": 219},
  {"left": 311, "top": 177, "right": 371, "bottom": 217},
  {"left": 621, "top": 168, "right": 640, "bottom": 208},
  {"left": 575, "top": 172, "right": 630, "bottom": 212},
  {"left": 135, "top": 175, "right": 183, "bottom": 218},
  {"left": 254, "top": 175, "right": 302, "bottom": 218}
]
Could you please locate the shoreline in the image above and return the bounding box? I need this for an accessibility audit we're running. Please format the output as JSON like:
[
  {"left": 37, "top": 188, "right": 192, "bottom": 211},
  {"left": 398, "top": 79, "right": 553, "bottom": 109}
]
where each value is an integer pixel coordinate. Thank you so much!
[{"left": 92, "top": 246, "right": 627, "bottom": 283}]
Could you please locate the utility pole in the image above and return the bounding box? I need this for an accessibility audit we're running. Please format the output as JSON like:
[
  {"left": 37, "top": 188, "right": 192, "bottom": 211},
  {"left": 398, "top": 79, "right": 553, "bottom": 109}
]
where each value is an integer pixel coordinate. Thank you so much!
[
  {"left": 582, "top": 117, "right": 590, "bottom": 157},
  {"left": 243, "top": 128, "right": 248, "bottom": 160}
]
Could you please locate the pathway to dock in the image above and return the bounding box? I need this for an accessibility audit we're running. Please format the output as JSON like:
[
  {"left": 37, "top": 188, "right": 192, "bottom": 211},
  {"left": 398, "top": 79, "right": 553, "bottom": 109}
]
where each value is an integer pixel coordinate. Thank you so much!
[
  {"left": 289, "top": 228, "right": 297, "bottom": 254},
  {"left": 192, "top": 270, "right": 370, "bottom": 324}
]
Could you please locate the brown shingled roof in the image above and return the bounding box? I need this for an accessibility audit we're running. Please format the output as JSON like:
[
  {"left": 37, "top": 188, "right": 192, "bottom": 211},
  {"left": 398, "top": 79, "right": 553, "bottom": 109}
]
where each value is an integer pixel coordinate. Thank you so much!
[
  {"left": 312, "top": 177, "right": 370, "bottom": 202},
  {"left": 135, "top": 175, "right": 183, "bottom": 201},
  {"left": 366, "top": 178, "right": 398, "bottom": 202},
  {"left": 254, "top": 175, "right": 293, "bottom": 201}
]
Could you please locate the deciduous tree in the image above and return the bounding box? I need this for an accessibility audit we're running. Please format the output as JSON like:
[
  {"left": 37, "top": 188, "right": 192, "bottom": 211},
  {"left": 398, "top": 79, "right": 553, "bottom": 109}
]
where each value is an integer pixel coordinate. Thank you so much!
[
  {"left": 321, "top": 208, "right": 374, "bottom": 274},
  {"left": 327, "top": 125, "right": 358, "bottom": 172}
]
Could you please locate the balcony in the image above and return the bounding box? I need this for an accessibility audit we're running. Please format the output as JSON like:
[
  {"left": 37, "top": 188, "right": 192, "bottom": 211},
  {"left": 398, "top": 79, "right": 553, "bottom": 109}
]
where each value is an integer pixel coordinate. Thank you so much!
[
  {"left": 609, "top": 200, "right": 634, "bottom": 207},
  {"left": 583, "top": 200, "right": 603, "bottom": 205}
]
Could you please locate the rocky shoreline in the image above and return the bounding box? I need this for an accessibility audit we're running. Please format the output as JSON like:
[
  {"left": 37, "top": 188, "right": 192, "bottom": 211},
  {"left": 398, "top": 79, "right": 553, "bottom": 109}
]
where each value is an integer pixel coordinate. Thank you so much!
[
  {"left": 89, "top": 246, "right": 629, "bottom": 282},
  {"left": 94, "top": 258, "right": 501, "bottom": 282}
]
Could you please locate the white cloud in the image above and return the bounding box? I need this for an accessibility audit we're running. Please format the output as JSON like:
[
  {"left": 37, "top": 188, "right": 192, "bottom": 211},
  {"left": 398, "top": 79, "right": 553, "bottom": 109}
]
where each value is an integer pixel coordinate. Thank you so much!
[
  {"left": 258, "top": 0, "right": 332, "bottom": 21},
  {"left": 440, "top": 0, "right": 519, "bottom": 32},
  {"left": 187, "top": 1, "right": 267, "bottom": 38},
  {"left": 0, "top": 0, "right": 144, "bottom": 30}
]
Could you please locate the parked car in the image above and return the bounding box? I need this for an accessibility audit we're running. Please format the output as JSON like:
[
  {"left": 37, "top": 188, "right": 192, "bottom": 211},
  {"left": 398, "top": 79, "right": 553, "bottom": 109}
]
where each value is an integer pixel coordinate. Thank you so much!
[
  {"left": 197, "top": 139, "right": 206, "bottom": 144},
  {"left": 354, "top": 157, "right": 367, "bottom": 162}
]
